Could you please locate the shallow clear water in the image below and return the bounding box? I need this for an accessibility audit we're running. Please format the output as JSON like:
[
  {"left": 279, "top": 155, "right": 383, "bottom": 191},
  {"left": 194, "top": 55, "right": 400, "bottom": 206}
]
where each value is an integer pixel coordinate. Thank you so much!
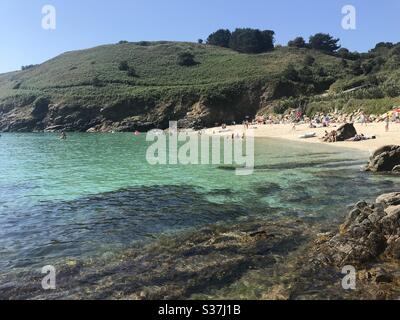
[{"left": 0, "top": 133, "right": 398, "bottom": 277}]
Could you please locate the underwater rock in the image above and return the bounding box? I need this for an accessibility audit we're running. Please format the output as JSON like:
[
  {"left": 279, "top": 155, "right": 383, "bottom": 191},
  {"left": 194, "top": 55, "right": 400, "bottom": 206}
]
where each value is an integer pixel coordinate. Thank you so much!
[{"left": 0, "top": 217, "right": 316, "bottom": 300}]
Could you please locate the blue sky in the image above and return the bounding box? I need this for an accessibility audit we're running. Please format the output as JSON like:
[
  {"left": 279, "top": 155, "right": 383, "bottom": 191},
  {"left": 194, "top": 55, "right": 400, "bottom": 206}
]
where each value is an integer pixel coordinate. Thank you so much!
[{"left": 1, "top": 0, "right": 400, "bottom": 73}]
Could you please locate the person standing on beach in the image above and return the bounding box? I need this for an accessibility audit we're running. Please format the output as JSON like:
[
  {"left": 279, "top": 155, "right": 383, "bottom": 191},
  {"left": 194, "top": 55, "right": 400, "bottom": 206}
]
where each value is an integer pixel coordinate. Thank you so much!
[
  {"left": 385, "top": 113, "right": 390, "bottom": 132},
  {"left": 360, "top": 112, "right": 367, "bottom": 126}
]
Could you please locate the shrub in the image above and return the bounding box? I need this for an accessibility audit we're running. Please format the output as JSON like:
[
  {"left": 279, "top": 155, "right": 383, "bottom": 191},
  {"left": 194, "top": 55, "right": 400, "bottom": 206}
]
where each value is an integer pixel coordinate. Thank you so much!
[
  {"left": 137, "top": 41, "right": 150, "bottom": 46},
  {"left": 382, "top": 82, "right": 400, "bottom": 98},
  {"left": 282, "top": 64, "right": 299, "bottom": 81},
  {"left": 177, "top": 52, "right": 196, "bottom": 66},
  {"left": 12, "top": 82, "right": 22, "bottom": 89},
  {"left": 288, "top": 37, "right": 307, "bottom": 48},
  {"left": 118, "top": 61, "right": 129, "bottom": 71},
  {"left": 127, "top": 67, "right": 137, "bottom": 77},
  {"left": 304, "top": 55, "right": 315, "bottom": 66},
  {"left": 92, "top": 77, "right": 103, "bottom": 87},
  {"left": 21, "top": 64, "right": 38, "bottom": 71}
]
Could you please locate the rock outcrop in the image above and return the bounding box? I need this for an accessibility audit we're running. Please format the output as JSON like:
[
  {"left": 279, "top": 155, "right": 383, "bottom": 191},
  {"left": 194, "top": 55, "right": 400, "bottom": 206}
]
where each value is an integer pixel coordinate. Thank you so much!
[
  {"left": 309, "top": 194, "right": 400, "bottom": 266},
  {"left": 335, "top": 123, "right": 357, "bottom": 141},
  {"left": 366, "top": 145, "right": 400, "bottom": 173},
  {"left": 291, "top": 192, "right": 400, "bottom": 299}
]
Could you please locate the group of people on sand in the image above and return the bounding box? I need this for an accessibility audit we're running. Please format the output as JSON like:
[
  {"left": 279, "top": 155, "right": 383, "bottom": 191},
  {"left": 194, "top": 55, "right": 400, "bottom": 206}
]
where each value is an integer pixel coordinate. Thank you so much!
[{"left": 321, "top": 130, "right": 337, "bottom": 143}]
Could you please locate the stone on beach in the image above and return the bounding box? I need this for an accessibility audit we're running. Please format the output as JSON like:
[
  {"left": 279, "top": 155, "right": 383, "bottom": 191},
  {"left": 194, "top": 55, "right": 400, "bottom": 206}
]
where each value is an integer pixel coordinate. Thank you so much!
[{"left": 335, "top": 123, "right": 357, "bottom": 141}]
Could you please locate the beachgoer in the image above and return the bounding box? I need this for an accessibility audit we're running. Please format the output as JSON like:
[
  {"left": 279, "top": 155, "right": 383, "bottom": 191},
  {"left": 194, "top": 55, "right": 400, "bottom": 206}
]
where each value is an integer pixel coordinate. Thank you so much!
[
  {"left": 60, "top": 132, "right": 67, "bottom": 140},
  {"left": 360, "top": 112, "right": 367, "bottom": 126},
  {"left": 385, "top": 114, "right": 390, "bottom": 132}
]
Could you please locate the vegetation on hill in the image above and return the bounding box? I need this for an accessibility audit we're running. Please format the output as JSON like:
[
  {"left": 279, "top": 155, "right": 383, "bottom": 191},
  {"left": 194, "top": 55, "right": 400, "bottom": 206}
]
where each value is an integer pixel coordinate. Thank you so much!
[{"left": 0, "top": 34, "right": 400, "bottom": 132}]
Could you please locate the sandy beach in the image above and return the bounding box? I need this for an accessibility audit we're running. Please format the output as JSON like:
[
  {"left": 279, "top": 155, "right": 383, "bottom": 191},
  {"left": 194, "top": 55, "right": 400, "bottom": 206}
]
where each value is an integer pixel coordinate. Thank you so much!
[{"left": 206, "top": 122, "right": 400, "bottom": 155}]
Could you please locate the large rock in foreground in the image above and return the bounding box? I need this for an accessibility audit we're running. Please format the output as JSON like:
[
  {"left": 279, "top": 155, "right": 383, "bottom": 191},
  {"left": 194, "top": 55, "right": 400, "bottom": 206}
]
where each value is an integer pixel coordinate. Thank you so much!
[
  {"left": 308, "top": 192, "right": 400, "bottom": 267},
  {"left": 335, "top": 123, "right": 357, "bottom": 141},
  {"left": 366, "top": 145, "right": 400, "bottom": 173},
  {"left": 290, "top": 192, "right": 400, "bottom": 299}
]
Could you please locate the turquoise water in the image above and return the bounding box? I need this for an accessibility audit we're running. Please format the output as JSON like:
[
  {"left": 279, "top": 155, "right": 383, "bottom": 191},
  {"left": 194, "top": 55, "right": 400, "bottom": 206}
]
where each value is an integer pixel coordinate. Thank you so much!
[{"left": 0, "top": 133, "right": 398, "bottom": 277}]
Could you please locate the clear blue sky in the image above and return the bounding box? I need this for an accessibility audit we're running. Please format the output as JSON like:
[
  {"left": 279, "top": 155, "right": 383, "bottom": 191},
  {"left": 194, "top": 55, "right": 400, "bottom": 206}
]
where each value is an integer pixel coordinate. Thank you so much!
[{"left": 1, "top": 0, "right": 400, "bottom": 73}]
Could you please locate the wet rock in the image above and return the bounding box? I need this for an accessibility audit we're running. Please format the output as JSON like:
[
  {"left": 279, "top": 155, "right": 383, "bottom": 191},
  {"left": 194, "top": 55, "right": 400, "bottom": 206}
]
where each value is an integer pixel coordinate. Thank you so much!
[
  {"left": 392, "top": 165, "right": 400, "bottom": 174},
  {"left": 366, "top": 145, "right": 400, "bottom": 173},
  {"left": 374, "top": 268, "right": 394, "bottom": 283},
  {"left": 376, "top": 192, "right": 400, "bottom": 206},
  {"left": 313, "top": 192, "right": 400, "bottom": 266},
  {"left": 385, "top": 237, "right": 400, "bottom": 259},
  {"left": 336, "top": 123, "right": 357, "bottom": 141},
  {"left": 255, "top": 183, "right": 282, "bottom": 196},
  {"left": 287, "top": 192, "right": 400, "bottom": 300}
]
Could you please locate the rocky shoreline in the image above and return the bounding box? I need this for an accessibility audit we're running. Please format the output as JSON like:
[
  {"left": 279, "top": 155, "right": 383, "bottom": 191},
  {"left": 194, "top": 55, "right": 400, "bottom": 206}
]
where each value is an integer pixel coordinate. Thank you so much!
[{"left": 0, "top": 191, "right": 399, "bottom": 300}]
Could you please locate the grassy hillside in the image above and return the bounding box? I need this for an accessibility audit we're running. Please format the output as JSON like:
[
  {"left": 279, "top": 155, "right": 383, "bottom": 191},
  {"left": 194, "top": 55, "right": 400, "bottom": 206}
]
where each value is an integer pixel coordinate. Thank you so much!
[{"left": 0, "top": 41, "right": 398, "bottom": 132}]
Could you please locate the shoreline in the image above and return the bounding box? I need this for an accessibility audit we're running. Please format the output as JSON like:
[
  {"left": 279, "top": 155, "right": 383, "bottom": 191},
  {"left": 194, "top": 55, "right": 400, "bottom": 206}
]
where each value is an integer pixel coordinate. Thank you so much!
[{"left": 206, "top": 122, "right": 400, "bottom": 154}]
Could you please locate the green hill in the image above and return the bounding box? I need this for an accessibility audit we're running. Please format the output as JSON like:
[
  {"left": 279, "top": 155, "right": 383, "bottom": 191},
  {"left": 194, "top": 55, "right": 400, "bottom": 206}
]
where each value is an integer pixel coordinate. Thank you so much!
[{"left": 0, "top": 41, "right": 399, "bottom": 132}]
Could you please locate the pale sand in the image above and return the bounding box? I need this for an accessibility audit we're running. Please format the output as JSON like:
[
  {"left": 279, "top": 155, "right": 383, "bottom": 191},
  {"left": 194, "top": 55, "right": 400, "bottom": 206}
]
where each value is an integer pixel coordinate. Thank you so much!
[{"left": 206, "top": 122, "right": 400, "bottom": 155}]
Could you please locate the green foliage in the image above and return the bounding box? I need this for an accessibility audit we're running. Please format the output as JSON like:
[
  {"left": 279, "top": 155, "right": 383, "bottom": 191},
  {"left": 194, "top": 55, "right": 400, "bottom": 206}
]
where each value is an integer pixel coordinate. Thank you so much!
[
  {"left": 21, "top": 65, "right": 38, "bottom": 71},
  {"left": 176, "top": 52, "right": 196, "bottom": 66},
  {"left": 304, "top": 55, "right": 315, "bottom": 66},
  {"left": 351, "top": 60, "right": 363, "bottom": 76},
  {"left": 206, "top": 29, "right": 231, "bottom": 48},
  {"left": 282, "top": 64, "right": 299, "bottom": 81},
  {"left": 229, "top": 28, "right": 275, "bottom": 53},
  {"left": 309, "top": 33, "right": 340, "bottom": 53},
  {"left": 337, "top": 48, "right": 360, "bottom": 60},
  {"left": 288, "top": 37, "right": 307, "bottom": 48},
  {"left": 92, "top": 76, "right": 103, "bottom": 87},
  {"left": 1, "top": 39, "right": 399, "bottom": 122},
  {"left": 127, "top": 67, "right": 137, "bottom": 77},
  {"left": 118, "top": 60, "right": 129, "bottom": 71}
]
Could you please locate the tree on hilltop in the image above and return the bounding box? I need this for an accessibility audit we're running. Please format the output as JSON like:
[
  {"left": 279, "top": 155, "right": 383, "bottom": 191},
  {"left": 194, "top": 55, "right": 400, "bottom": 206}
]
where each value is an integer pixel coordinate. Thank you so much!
[
  {"left": 309, "top": 33, "right": 340, "bottom": 53},
  {"left": 206, "top": 29, "right": 231, "bottom": 48}
]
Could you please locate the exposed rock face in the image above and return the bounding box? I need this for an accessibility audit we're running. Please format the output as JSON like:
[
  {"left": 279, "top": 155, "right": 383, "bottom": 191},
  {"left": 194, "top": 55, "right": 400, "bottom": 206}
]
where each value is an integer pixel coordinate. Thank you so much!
[
  {"left": 0, "top": 84, "right": 263, "bottom": 132},
  {"left": 291, "top": 192, "right": 400, "bottom": 299},
  {"left": 335, "top": 123, "right": 357, "bottom": 141},
  {"left": 309, "top": 196, "right": 400, "bottom": 266},
  {"left": 366, "top": 145, "right": 400, "bottom": 173}
]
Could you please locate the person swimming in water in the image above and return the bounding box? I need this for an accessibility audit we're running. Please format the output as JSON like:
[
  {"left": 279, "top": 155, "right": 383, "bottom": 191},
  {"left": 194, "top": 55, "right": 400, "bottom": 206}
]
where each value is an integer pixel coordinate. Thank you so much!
[{"left": 60, "top": 132, "right": 67, "bottom": 140}]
